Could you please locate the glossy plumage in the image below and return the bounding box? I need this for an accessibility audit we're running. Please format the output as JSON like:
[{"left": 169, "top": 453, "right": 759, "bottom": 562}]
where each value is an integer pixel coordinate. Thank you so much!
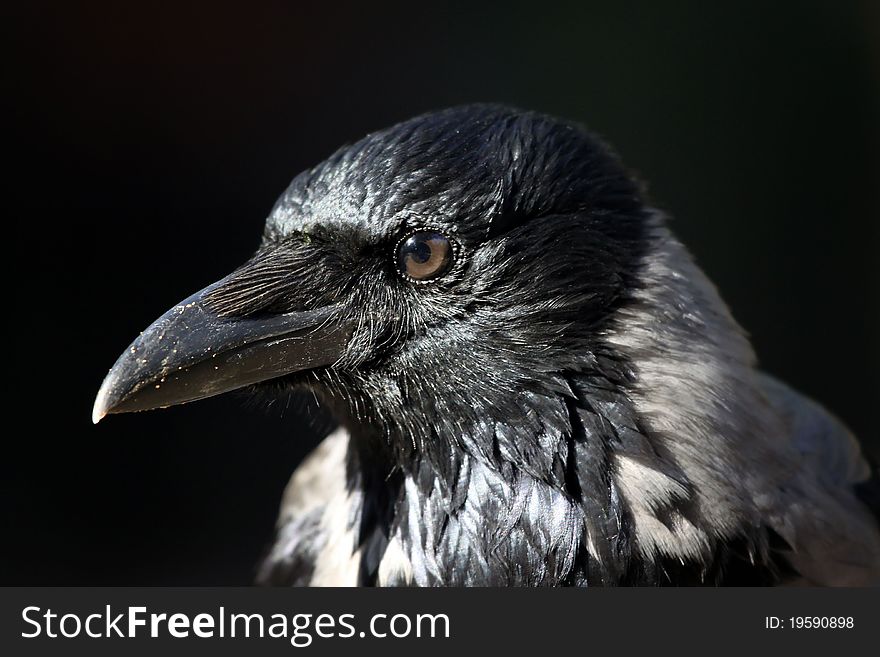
[{"left": 96, "top": 105, "right": 880, "bottom": 585}]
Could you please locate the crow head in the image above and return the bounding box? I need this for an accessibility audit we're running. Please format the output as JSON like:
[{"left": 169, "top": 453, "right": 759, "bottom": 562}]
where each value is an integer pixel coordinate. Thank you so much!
[
  {"left": 94, "top": 105, "right": 879, "bottom": 586},
  {"left": 94, "top": 106, "right": 649, "bottom": 463}
]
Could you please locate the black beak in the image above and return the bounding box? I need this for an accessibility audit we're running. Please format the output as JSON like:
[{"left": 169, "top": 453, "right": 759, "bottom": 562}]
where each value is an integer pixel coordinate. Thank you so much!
[{"left": 92, "top": 278, "right": 354, "bottom": 423}]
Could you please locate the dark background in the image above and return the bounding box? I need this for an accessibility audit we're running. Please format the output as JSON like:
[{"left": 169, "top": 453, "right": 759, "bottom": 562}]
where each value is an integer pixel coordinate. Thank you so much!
[{"left": 5, "top": 1, "right": 878, "bottom": 584}]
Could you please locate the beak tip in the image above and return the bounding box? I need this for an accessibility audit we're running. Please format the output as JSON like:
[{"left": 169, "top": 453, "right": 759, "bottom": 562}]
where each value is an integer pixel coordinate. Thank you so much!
[
  {"left": 91, "top": 407, "right": 106, "bottom": 425},
  {"left": 92, "top": 377, "right": 113, "bottom": 424}
]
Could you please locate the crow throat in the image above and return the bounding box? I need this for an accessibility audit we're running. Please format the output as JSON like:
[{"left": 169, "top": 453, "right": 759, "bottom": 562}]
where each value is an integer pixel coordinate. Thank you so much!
[{"left": 322, "top": 359, "right": 791, "bottom": 586}]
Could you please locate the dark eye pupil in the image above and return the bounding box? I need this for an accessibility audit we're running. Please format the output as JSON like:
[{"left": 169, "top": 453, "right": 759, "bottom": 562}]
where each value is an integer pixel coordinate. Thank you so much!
[
  {"left": 409, "top": 241, "right": 432, "bottom": 264},
  {"left": 397, "top": 231, "right": 453, "bottom": 281}
]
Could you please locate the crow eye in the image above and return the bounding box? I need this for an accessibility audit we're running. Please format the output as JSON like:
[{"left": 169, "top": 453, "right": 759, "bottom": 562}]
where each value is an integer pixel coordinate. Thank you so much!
[{"left": 397, "top": 231, "right": 454, "bottom": 281}]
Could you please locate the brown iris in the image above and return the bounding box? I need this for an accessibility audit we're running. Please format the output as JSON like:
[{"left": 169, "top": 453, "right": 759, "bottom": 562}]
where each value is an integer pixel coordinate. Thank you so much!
[{"left": 397, "top": 231, "right": 454, "bottom": 281}]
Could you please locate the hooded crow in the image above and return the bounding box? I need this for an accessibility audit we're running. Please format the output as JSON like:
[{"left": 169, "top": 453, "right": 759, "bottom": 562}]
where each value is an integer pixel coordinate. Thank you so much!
[{"left": 93, "top": 105, "right": 880, "bottom": 586}]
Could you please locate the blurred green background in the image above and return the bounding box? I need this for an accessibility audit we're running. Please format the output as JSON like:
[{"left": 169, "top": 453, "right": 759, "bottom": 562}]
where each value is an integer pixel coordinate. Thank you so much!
[{"left": 6, "top": 0, "right": 878, "bottom": 583}]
